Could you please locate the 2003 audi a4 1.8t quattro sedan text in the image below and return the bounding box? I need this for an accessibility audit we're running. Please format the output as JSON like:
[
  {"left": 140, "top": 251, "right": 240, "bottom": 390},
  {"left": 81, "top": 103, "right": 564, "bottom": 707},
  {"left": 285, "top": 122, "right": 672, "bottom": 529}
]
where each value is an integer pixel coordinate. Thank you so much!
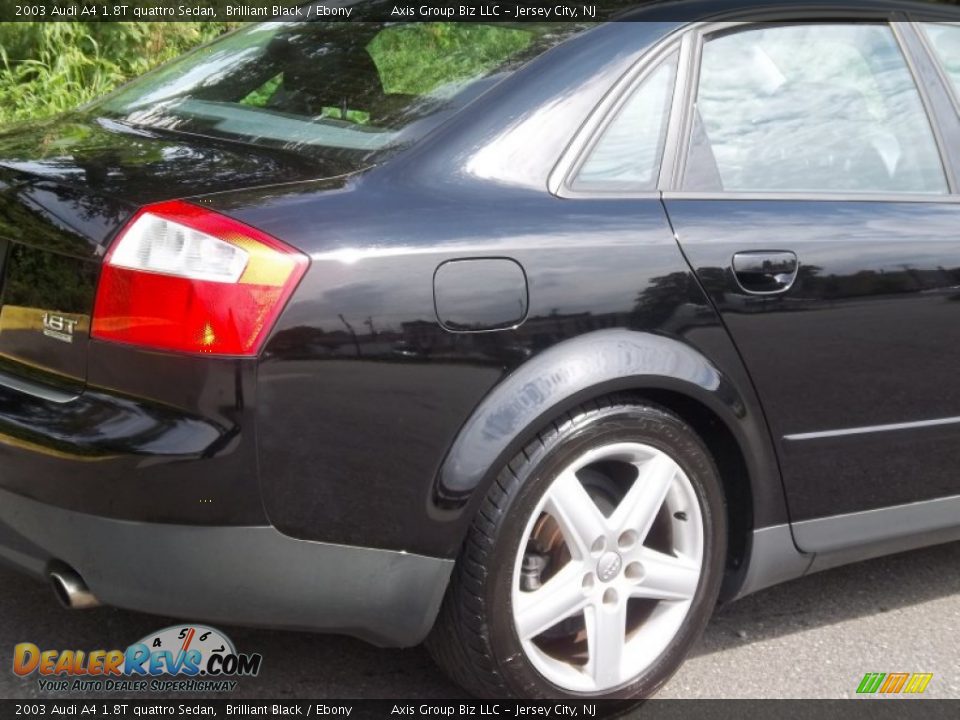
[{"left": 1, "top": 0, "right": 960, "bottom": 700}]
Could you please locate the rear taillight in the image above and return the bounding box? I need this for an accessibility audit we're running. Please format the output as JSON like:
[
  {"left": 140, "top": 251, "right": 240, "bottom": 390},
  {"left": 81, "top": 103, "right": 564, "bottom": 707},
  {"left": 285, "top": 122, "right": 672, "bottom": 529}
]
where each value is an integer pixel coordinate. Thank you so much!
[{"left": 92, "top": 200, "right": 308, "bottom": 356}]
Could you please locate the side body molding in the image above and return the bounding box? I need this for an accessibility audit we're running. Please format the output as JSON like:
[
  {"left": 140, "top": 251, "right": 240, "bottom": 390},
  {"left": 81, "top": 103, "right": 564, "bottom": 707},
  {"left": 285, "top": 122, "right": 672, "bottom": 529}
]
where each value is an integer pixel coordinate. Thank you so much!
[{"left": 435, "top": 328, "right": 754, "bottom": 513}]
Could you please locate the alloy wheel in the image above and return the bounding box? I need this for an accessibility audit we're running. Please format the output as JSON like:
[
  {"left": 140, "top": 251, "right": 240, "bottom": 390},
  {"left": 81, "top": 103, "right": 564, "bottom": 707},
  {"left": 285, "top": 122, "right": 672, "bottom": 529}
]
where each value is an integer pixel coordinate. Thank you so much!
[{"left": 511, "top": 442, "right": 705, "bottom": 693}]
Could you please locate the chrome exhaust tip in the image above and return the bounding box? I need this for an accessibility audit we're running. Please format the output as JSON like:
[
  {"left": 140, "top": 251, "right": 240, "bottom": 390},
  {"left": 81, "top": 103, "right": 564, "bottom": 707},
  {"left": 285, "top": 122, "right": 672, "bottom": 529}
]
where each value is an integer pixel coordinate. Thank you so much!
[{"left": 49, "top": 567, "right": 100, "bottom": 610}]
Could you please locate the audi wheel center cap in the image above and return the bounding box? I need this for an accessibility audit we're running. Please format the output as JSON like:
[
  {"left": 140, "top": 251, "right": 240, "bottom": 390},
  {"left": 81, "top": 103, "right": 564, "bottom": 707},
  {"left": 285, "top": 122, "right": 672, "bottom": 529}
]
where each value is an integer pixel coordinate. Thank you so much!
[{"left": 597, "top": 551, "right": 623, "bottom": 582}]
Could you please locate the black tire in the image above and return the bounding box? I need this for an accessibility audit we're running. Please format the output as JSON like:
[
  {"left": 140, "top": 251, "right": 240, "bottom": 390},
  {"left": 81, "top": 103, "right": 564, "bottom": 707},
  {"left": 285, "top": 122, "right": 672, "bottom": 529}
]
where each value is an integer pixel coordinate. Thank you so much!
[{"left": 426, "top": 396, "right": 727, "bottom": 699}]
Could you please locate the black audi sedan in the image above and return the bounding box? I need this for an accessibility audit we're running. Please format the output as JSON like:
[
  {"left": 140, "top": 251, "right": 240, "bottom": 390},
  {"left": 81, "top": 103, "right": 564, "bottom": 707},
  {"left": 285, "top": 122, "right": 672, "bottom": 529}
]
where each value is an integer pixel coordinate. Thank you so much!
[{"left": 1, "top": 0, "right": 959, "bottom": 700}]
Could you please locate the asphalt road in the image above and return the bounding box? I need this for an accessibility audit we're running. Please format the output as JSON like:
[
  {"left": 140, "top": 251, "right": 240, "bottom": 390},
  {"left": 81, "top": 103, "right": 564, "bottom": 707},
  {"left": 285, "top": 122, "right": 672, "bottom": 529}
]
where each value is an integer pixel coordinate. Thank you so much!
[{"left": 1, "top": 541, "right": 958, "bottom": 700}]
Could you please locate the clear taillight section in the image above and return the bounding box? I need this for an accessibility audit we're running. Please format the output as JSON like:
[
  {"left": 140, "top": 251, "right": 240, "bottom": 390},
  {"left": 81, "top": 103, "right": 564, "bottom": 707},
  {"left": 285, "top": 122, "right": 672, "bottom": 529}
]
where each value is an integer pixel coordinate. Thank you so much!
[{"left": 92, "top": 200, "right": 308, "bottom": 356}]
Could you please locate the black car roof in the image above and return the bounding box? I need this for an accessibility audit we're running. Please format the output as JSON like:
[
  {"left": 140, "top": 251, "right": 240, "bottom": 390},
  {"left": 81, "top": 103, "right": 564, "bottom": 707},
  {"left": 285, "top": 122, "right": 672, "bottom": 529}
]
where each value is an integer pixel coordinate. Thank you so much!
[
  {"left": 297, "top": 0, "right": 957, "bottom": 24},
  {"left": 616, "top": 0, "right": 959, "bottom": 22}
]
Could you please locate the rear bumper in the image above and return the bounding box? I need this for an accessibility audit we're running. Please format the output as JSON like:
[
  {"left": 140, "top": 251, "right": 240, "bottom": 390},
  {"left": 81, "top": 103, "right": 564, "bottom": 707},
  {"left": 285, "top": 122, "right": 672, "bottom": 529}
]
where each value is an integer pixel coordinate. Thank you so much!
[
  {"left": 0, "top": 346, "right": 267, "bottom": 527},
  {"left": 0, "top": 487, "right": 452, "bottom": 647}
]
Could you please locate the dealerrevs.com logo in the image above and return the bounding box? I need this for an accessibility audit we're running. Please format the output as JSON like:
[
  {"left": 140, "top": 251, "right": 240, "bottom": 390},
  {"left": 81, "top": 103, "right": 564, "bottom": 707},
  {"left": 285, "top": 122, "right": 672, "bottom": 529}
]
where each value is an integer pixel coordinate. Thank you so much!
[{"left": 13, "top": 625, "right": 262, "bottom": 693}]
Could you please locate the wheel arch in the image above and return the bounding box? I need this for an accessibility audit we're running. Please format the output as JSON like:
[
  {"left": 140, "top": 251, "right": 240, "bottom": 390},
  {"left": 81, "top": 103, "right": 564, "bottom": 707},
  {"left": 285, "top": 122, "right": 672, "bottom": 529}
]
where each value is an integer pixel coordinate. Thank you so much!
[{"left": 432, "top": 328, "right": 782, "bottom": 600}]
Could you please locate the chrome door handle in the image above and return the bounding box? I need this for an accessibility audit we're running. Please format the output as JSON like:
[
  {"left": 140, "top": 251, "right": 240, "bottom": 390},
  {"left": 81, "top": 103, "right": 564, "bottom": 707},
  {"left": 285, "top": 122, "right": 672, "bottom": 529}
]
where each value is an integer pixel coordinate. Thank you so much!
[{"left": 732, "top": 251, "right": 799, "bottom": 295}]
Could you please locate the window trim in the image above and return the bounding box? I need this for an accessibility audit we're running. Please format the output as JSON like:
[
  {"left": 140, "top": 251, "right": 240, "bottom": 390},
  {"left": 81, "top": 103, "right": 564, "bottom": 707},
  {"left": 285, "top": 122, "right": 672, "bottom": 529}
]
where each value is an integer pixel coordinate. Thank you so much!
[
  {"left": 674, "top": 19, "right": 956, "bottom": 198},
  {"left": 659, "top": 31, "right": 697, "bottom": 192},
  {"left": 912, "top": 21, "right": 960, "bottom": 122},
  {"left": 660, "top": 189, "right": 960, "bottom": 203},
  {"left": 892, "top": 18, "right": 960, "bottom": 194}
]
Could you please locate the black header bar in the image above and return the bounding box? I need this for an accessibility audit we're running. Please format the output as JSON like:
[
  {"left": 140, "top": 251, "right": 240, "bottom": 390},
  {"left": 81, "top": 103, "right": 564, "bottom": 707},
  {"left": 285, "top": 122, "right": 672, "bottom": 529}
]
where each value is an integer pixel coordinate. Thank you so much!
[
  {"left": 0, "top": 0, "right": 953, "bottom": 24},
  {"left": 0, "top": 699, "right": 959, "bottom": 720}
]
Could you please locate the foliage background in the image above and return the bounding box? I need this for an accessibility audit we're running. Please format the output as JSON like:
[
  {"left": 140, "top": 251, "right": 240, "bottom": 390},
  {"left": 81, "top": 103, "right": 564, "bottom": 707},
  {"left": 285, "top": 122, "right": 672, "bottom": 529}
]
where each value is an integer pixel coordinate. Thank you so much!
[
  {"left": 1, "top": 3, "right": 958, "bottom": 128},
  {"left": 0, "top": 23, "right": 236, "bottom": 126}
]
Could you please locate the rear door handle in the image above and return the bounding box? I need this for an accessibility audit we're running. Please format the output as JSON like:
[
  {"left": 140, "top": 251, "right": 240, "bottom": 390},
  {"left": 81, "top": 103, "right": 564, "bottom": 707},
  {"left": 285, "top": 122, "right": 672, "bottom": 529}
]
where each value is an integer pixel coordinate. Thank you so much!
[{"left": 732, "top": 251, "right": 799, "bottom": 295}]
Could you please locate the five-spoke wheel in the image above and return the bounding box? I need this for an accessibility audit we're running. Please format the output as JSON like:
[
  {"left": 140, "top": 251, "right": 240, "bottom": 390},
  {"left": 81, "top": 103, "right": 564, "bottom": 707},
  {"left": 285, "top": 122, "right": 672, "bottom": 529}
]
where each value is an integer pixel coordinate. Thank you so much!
[
  {"left": 428, "top": 399, "right": 725, "bottom": 700},
  {"left": 512, "top": 442, "right": 704, "bottom": 693}
]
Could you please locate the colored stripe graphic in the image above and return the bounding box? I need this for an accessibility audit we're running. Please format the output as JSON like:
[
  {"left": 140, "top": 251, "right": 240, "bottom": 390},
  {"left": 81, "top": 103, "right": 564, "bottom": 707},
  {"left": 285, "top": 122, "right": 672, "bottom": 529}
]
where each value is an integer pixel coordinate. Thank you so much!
[
  {"left": 857, "top": 672, "right": 933, "bottom": 694},
  {"left": 904, "top": 673, "right": 934, "bottom": 694},
  {"left": 880, "top": 673, "right": 909, "bottom": 693},
  {"left": 857, "top": 673, "right": 886, "bottom": 694}
]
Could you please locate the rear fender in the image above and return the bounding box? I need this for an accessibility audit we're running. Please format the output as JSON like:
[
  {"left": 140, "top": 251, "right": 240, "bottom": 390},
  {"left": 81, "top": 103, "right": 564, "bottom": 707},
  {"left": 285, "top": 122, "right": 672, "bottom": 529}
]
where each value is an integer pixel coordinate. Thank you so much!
[{"left": 432, "top": 328, "right": 785, "bottom": 562}]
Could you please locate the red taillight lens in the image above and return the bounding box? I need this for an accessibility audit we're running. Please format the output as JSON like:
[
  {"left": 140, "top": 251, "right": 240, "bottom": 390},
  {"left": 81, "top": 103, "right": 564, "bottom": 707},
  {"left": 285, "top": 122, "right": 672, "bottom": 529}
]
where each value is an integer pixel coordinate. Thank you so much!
[{"left": 92, "top": 200, "right": 308, "bottom": 356}]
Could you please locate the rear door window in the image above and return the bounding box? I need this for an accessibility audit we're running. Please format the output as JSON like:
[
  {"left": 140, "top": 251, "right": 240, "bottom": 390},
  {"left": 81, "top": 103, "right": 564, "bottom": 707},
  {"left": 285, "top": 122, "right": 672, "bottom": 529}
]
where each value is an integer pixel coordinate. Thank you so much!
[{"left": 683, "top": 24, "right": 947, "bottom": 194}]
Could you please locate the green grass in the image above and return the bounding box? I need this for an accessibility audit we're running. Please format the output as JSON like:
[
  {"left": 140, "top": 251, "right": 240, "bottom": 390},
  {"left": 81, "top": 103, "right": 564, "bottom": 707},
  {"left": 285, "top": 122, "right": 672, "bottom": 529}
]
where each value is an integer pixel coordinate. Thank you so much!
[{"left": 0, "top": 23, "right": 236, "bottom": 127}]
